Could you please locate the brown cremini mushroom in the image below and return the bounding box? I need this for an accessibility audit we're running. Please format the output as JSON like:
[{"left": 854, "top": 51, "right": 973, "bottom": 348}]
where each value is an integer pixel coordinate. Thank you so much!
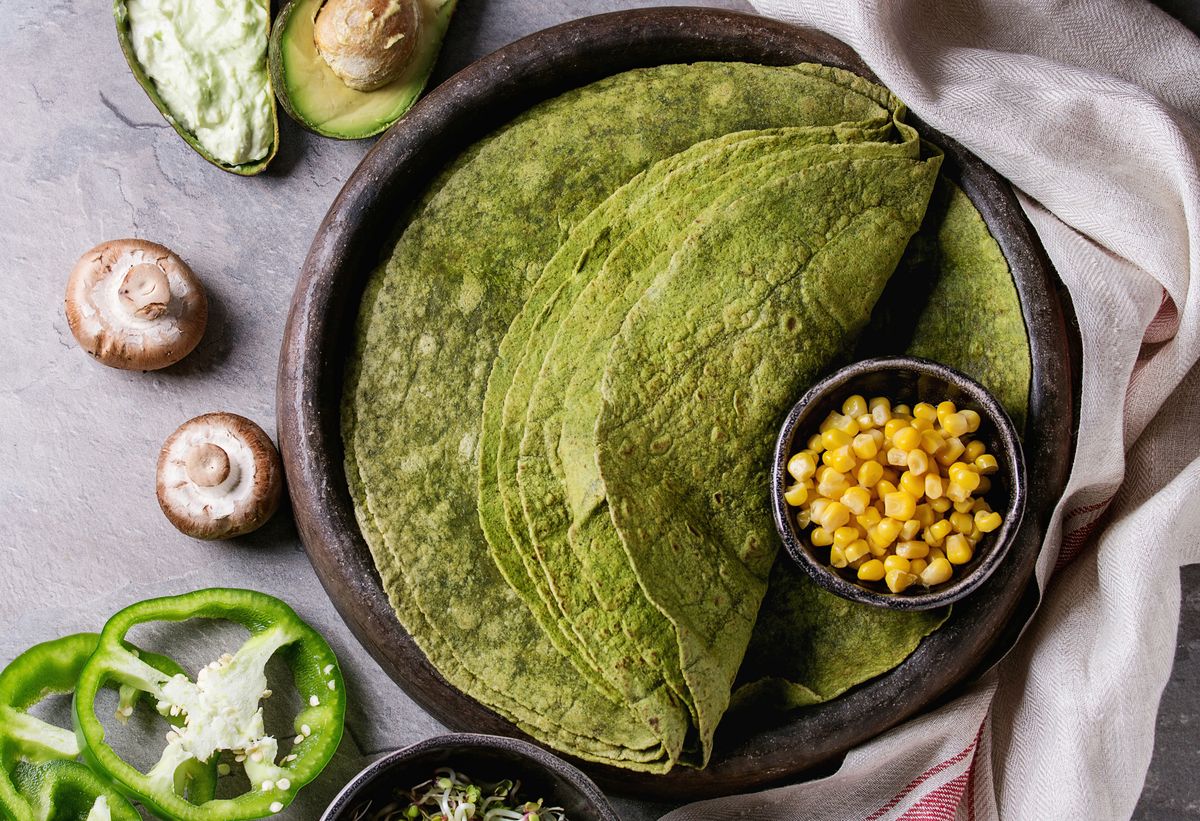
[
  {"left": 156, "top": 413, "right": 284, "bottom": 540},
  {"left": 313, "top": 0, "right": 422, "bottom": 92},
  {"left": 65, "top": 239, "right": 207, "bottom": 371}
]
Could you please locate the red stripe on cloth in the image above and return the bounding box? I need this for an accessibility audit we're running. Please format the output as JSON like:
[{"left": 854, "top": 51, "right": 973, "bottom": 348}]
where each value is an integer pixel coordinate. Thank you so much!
[
  {"left": 1056, "top": 491, "right": 1117, "bottom": 571},
  {"left": 861, "top": 725, "right": 981, "bottom": 821},
  {"left": 896, "top": 770, "right": 971, "bottom": 821},
  {"left": 1065, "top": 497, "right": 1113, "bottom": 520}
]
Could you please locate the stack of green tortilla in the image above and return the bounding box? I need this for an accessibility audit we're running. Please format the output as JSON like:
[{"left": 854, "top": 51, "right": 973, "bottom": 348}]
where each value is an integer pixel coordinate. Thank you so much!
[{"left": 342, "top": 62, "right": 1030, "bottom": 772}]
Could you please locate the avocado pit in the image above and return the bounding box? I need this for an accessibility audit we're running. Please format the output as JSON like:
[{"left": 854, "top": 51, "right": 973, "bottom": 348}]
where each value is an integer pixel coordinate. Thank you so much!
[{"left": 314, "top": 0, "right": 422, "bottom": 91}]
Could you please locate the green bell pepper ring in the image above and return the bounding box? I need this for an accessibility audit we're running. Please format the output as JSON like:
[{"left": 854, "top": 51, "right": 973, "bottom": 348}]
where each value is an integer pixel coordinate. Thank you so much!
[
  {"left": 72, "top": 589, "right": 346, "bottom": 821},
  {"left": 0, "top": 632, "right": 207, "bottom": 821}
]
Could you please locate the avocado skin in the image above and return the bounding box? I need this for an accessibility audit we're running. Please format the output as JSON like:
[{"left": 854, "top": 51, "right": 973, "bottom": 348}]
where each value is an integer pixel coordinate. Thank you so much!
[
  {"left": 269, "top": 0, "right": 458, "bottom": 140},
  {"left": 112, "top": 0, "right": 279, "bottom": 176}
]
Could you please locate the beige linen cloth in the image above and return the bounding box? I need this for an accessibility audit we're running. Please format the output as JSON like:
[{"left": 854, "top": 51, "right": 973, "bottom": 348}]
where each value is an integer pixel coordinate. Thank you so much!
[{"left": 662, "top": 0, "right": 1200, "bottom": 819}]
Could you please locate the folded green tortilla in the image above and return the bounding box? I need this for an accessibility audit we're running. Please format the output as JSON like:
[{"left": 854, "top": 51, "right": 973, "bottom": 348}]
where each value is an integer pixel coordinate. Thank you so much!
[{"left": 343, "top": 60, "right": 1030, "bottom": 772}]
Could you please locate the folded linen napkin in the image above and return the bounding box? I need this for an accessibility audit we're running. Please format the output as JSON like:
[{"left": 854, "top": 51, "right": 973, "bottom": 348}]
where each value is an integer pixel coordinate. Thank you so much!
[{"left": 661, "top": 1, "right": 1200, "bottom": 818}]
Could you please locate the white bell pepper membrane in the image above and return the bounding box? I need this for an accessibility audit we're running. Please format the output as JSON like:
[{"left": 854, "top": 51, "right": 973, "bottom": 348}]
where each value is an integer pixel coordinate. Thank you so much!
[
  {"left": 107, "top": 625, "right": 292, "bottom": 795},
  {"left": 87, "top": 795, "right": 112, "bottom": 821},
  {"left": 159, "top": 421, "right": 259, "bottom": 520}
]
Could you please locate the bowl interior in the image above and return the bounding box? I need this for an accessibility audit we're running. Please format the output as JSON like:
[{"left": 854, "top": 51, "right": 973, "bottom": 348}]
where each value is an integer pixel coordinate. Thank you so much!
[
  {"left": 322, "top": 735, "right": 619, "bottom": 821},
  {"left": 773, "top": 357, "right": 1027, "bottom": 610}
]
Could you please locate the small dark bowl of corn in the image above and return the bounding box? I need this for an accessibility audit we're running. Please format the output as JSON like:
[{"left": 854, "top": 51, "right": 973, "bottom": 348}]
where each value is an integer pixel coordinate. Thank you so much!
[{"left": 772, "top": 355, "right": 1027, "bottom": 610}]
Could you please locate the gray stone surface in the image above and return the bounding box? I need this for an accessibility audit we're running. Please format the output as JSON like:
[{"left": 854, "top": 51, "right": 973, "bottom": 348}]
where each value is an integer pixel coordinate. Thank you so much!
[{"left": 0, "top": 1, "right": 1194, "bottom": 820}]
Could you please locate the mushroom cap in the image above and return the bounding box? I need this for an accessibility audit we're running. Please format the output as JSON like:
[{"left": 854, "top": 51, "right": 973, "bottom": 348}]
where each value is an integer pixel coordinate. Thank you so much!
[
  {"left": 65, "top": 239, "right": 208, "bottom": 371},
  {"left": 313, "top": 0, "right": 422, "bottom": 92},
  {"left": 156, "top": 413, "right": 284, "bottom": 540}
]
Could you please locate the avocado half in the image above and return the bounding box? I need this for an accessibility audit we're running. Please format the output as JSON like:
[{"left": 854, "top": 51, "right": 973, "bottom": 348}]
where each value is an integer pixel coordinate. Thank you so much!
[
  {"left": 269, "top": 0, "right": 458, "bottom": 140},
  {"left": 112, "top": 0, "right": 278, "bottom": 176}
]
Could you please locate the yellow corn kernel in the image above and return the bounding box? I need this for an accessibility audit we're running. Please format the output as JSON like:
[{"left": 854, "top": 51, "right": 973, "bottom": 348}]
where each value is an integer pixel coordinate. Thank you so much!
[
  {"left": 945, "top": 534, "right": 973, "bottom": 564},
  {"left": 841, "top": 486, "right": 872, "bottom": 516},
  {"left": 807, "top": 433, "right": 826, "bottom": 453},
  {"left": 920, "top": 429, "right": 947, "bottom": 456},
  {"left": 849, "top": 554, "right": 869, "bottom": 570},
  {"left": 869, "top": 396, "right": 891, "bottom": 418},
  {"left": 844, "top": 539, "right": 871, "bottom": 563},
  {"left": 945, "top": 481, "right": 972, "bottom": 504},
  {"left": 818, "top": 411, "right": 843, "bottom": 434},
  {"left": 914, "top": 503, "right": 936, "bottom": 529},
  {"left": 875, "top": 480, "right": 898, "bottom": 499},
  {"left": 879, "top": 466, "right": 900, "bottom": 485},
  {"left": 927, "top": 546, "right": 947, "bottom": 564},
  {"left": 788, "top": 450, "right": 819, "bottom": 481},
  {"left": 965, "top": 439, "right": 987, "bottom": 461},
  {"left": 948, "top": 464, "right": 981, "bottom": 492},
  {"left": 810, "top": 526, "right": 834, "bottom": 547},
  {"left": 896, "top": 539, "right": 930, "bottom": 559},
  {"left": 883, "top": 554, "right": 911, "bottom": 573},
  {"left": 909, "top": 558, "right": 929, "bottom": 576},
  {"left": 930, "top": 496, "right": 952, "bottom": 513},
  {"left": 819, "top": 501, "right": 852, "bottom": 531},
  {"left": 842, "top": 394, "right": 869, "bottom": 418},
  {"left": 883, "top": 418, "right": 909, "bottom": 441},
  {"left": 892, "top": 426, "right": 921, "bottom": 451},
  {"left": 921, "top": 557, "right": 953, "bottom": 585},
  {"left": 867, "top": 539, "right": 890, "bottom": 558},
  {"left": 872, "top": 498, "right": 887, "bottom": 516},
  {"left": 893, "top": 404, "right": 912, "bottom": 417},
  {"left": 976, "top": 511, "right": 1003, "bottom": 532},
  {"left": 911, "top": 417, "right": 935, "bottom": 434},
  {"left": 884, "top": 492, "right": 918, "bottom": 522},
  {"left": 852, "top": 433, "right": 879, "bottom": 460},
  {"left": 856, "top": 507, "right": 882, "bottom": 530},
  {"left": 913, "top": 402, "right": 938, "bottom": 423},
  {"left": 823, "top": 445, "right": 857, "bottom": 474},
  {"left": 821, "top": 428, "right": 853, "bottom": 451},
  {"left": 869, "top": 517, "right": 903, "bottom": 549},
  {"left": 817, "top": 470, "right": 851, "bottom": 500},
  {"left": 899, "top": 470, "right": 925, "bottom": 497},
  {"left": 925, "top": 472, "right": 946, "bottom": 500},
  {"left": 936, "top": 401, "right": 957, "bottom": 425},
  {"left": 941, "top": 412, "right": 970, "bottom": 437},
  {"left": 961, "top": 409, "right": 981, "bottom": 433},
  {"left": 833, "top": 526, "right": 860, "bottom": 550},
  {"left": 857, "top": 459, "right": 884, "bottom": 488},
  {"left": 967, "top": 527, "right": 984, "bottom": 546},
  {"left": 949, "top": 511, "right": 975, "bottom": 534},
  {"left": 936, "top": 437, "right": 966, "bottom": 466},
  {"left": 796, "top": 508, "right": 811, "bottom": 528},
  {"left": 809, "top": 497, "right": 831, "bottom": 521},
  {"left": 858, "top": 559, "right": 886, "bottom": 582},
  {"left": 857, "top": 413, "right": 876, "bottom": 431},
  {"left": 833, "top": 414, "right": 861, "bottom": 438},
  {"left": 928, "top": 518, "right": 952, "bottom": 541},
  {"left": 899, "top": 518, "right": 922, "bottom": 542},
  {"left": 971, "top": 497, "right": 993, "bottom": 514},
  {"left": 975, "top": 476, "right": 992, "bottom": 494},
  {"left": 886, "top": 446, "right": 910, "bottom": 467},
  {"left": 906, "top": 448, "right": 930, "bottom": 476},
  {"left": 974, "top": 453, "right": 999, "bottom": 474},
  {"left": 886, "top": 569, "right": 917, "bottom": 594},
  {"left": 784, "top": 483, "right": 809, "bottom": 507},
  {"left": 829, "top": 545, "right": 848, "bottom": 568}
]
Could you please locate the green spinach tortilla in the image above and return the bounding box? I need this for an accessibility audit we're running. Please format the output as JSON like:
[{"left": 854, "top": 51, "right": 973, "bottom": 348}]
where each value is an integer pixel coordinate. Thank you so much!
[{"left": 343, "top": 61, "right": 1030, "bottom": 772}]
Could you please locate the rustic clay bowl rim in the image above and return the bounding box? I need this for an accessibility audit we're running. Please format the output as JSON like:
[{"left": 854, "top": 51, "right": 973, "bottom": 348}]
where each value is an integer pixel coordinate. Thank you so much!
[{"left": 277, "top": 6, "right": 1075, "bottom": 802}]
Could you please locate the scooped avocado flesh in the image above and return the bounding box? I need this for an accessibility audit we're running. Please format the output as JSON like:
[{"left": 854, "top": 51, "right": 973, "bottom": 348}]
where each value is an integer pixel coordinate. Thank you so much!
[
  {"left": 343, "top": 62, "right": 1029, "bottom": 771},
  {"left": 123, "top": 0, "right": 273, "bottom": 166},
  {"left": 270, "top": 0, "right": 457, "bottom": 139}
]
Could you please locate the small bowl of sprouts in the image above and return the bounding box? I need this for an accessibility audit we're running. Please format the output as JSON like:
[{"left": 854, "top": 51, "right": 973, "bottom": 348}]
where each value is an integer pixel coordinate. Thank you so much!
[
  {"left": 772, "top": 356, "right": 1027, "bottom": 611},
  {"left": 322, "top": 734, "right": 621, "bottom": 821}
]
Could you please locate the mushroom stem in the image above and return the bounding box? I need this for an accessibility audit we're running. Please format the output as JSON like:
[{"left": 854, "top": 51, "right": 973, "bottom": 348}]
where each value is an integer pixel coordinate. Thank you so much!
[
  {"left": 186, "top": 443, "right": 232, "bottom": 488},
  {"left": 119, "top": 263, "right": 172, "bottom": 320}
]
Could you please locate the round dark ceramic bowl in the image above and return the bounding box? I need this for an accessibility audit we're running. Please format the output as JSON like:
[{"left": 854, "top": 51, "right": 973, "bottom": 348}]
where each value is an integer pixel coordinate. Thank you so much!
[
  {"left": 277, "top": 6, "right": 1076, "bottom": 802},
  {"left": 320, "top": 734, "right": 620, "bottom": 821},
  {"left": 773, "top": 356, "right": 1028, "bottom": 610}
]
